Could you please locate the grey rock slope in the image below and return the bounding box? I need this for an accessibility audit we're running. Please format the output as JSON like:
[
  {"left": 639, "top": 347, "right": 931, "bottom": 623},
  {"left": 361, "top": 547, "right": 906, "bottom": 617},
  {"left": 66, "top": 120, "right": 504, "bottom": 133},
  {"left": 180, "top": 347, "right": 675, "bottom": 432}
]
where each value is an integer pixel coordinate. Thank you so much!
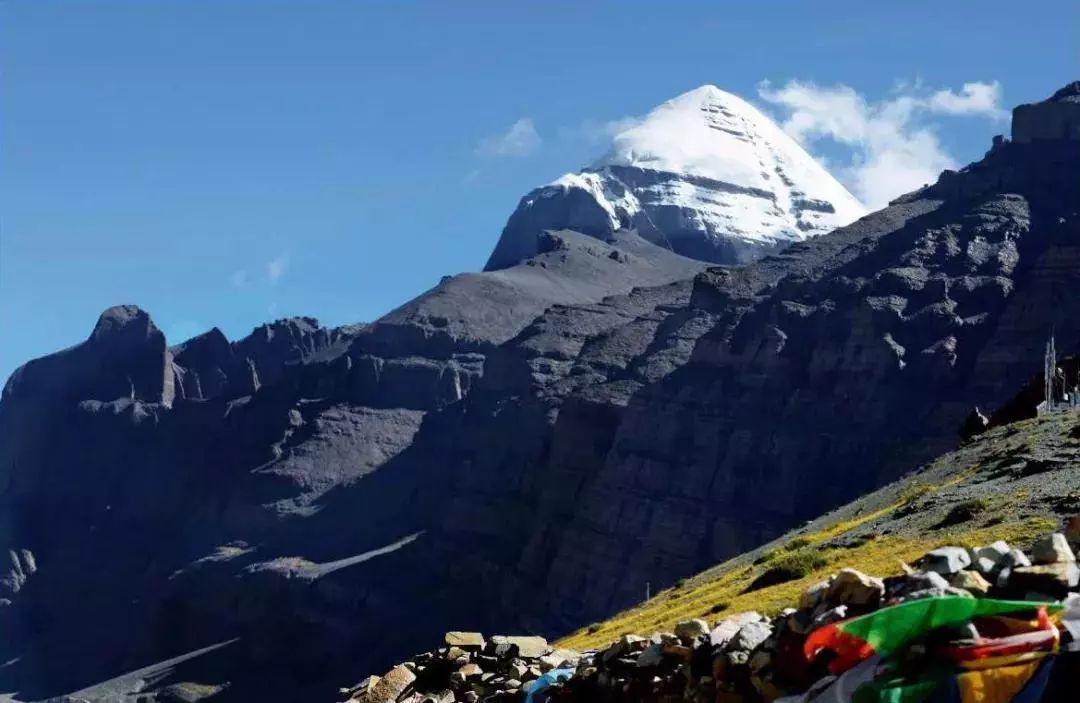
[
  {"left": 0, "top": 230, "right": 703, "bottom": 702},
  {"left": 1, "top": 84, "right": 1078, "bottom": 702}
]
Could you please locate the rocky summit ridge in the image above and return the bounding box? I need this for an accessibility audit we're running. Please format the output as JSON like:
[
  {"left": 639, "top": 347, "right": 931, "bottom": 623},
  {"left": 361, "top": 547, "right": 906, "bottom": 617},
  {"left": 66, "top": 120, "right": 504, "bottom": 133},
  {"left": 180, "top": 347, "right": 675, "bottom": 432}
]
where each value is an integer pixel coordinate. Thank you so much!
[
  {"left": 484, "top": 85, "right": 866, "bottom": 270},
  {"left": 1, "top": 82, "right": 1079, "bottom": 702}
]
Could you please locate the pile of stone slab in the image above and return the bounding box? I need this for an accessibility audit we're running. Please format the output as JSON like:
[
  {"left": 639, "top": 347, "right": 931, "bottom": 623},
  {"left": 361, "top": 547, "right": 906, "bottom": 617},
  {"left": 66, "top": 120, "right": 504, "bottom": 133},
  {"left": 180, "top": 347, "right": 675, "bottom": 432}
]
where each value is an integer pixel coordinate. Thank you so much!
[
  {"left": 340, "top": 633, "right": 581, "bottom": 703},
  {"left": 340, "top": 526, "right": 1080, "bottom": 703}
]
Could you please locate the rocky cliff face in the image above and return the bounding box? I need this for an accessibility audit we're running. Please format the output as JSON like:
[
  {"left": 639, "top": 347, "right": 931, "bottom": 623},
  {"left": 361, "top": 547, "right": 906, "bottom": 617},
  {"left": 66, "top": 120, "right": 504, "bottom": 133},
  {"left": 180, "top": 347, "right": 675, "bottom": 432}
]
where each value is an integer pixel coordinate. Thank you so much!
[
  {"left": 484, "top": 86, "right": 865, "bottom": 270},
  {"left": 0, "top": 230, "right": 705, "bottom": 701},
  {"left": 1, "top": 85, "right": 1078, "bottom": 702}
]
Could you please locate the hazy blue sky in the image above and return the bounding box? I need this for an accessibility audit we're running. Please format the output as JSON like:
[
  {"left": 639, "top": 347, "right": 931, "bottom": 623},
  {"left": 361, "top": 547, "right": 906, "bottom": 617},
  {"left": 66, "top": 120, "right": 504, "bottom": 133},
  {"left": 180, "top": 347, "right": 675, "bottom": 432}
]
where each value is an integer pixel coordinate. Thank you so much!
[{"left": 2, "top": 1, "right": 1077, "bottom": 382}]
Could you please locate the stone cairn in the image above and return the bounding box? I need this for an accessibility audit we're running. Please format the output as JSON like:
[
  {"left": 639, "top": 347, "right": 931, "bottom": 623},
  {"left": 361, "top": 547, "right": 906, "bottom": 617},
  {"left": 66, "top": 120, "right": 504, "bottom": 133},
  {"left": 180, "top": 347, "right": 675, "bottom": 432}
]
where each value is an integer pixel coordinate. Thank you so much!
[{"left": 341, "top": 523, "right": 1080, "bottom": 703}]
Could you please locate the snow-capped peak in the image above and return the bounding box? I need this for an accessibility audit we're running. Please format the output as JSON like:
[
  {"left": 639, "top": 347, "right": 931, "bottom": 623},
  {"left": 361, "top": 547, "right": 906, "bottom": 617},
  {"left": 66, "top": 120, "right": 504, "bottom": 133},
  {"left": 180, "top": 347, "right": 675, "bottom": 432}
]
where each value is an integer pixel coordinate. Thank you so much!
[
  {"left": 594, "top": 84, "right": 864, "bottom": 219},
  {"left": 484, "top": 85, "right": 866, "bottom": 271}
]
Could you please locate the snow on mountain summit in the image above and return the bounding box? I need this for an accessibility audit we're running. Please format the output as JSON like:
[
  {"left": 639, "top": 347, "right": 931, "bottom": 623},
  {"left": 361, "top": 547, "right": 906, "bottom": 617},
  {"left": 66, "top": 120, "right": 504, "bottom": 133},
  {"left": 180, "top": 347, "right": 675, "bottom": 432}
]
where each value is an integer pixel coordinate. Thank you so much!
[
  {"left": 595, "top": 85, "right": 863, "bottom": 211},
  {"left": 485, "top": 85, "right": 867, "bottom": 271}
]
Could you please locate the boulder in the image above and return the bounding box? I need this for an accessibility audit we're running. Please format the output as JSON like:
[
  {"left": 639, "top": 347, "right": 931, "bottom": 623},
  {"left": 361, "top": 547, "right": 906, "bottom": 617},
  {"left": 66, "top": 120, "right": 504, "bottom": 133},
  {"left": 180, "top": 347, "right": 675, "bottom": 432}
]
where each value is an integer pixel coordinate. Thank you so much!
[
  {"left": 674, "top": 618, "right": 710, "bottom": 643},
  {"left": 974, "top": 541, "right": 1012, "bottom": 576},
  {"left": 709, "top": 612, "right": 763, "bottom": 648},
  {"left": 367, "top": 665, "right": 415, "bottom": 703},
  {"left": 636, "top": 643, "right": 665, "bottom": 667},
  {"left": 798, "top": 579, "right": 832, "bottom": 610},
  {"left": 538, "top": 649, "right": 579, "bottom": 671},
  {"left": 493, "top": 635, "right": 549, "bottom": 659},
  {"left": 445, "top": 632, "right": 485, "bottom": 649},
  {"left": 344, "top": 674, "right": 380, "bottom": 699},
  {"left": 602, "top": 634, "right": 647, "bottom": 662},
  {"left": 951, "top": 570, "right": 991, "bottom": 596},
  {"left": 994, "top": 548, "right": 1034, "bottom": 588},
  {"left": 1009, "top": 562, "right": 1080, "bottom": 596},
  {"left": 1008, "top": 548, "right": 1033, "bottom": 568},
  {"left": 1031, "top": 533, "right": 1076, "bottom": 564},
  {"left": 730, "top": 621, "right": 773, "bottom": 653},
  {"left": 891, "top": 570, "right": 950, "bottom": 599},
  {"left": 826, "top": 568, "right": 884, "bottom": 607},
  {"left": 923, "top": 547, "right": 972, "bottom": 576},
  {"left": 449, "top": 663, "right": 483, "bottom": 685}
]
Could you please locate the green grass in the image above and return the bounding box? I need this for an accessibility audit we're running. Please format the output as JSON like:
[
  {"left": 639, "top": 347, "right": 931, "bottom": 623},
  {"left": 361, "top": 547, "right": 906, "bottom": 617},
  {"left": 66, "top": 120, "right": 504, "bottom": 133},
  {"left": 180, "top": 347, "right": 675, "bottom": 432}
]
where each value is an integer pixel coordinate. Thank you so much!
[
  {"left": 935, "top": 497, "right": 993, "bottom": 528},
  {"left": 744, "top": 548, "right": 829, "bottom": 592},
  {"left": 556, "top": 517, "right": 1053, "bottom": 651}
]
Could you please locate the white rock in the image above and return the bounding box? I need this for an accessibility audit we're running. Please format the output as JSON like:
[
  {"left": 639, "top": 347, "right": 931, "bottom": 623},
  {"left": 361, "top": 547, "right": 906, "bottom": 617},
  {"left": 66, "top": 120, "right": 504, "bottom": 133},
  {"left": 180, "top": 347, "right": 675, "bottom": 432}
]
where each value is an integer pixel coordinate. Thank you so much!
[
  {"left": 709, "top": 612, "right": 762, "bottom": 647},
  {"left": 924, "top": 546, "right": 972, "bottom": 575},
  {"left": 1031, "top": 533, "right": 1076, "bottom": 564},
  {"left": 731, "top": 620, "right": 773, "bottom": 652}
]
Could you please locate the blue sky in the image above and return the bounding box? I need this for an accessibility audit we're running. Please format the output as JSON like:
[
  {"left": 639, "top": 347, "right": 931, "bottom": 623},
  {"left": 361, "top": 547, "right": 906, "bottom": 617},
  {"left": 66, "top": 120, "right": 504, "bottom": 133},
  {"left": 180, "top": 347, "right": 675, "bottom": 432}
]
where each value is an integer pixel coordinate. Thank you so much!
[{"left": 2, "top": 1, "right": 1077, "bottom": 382}]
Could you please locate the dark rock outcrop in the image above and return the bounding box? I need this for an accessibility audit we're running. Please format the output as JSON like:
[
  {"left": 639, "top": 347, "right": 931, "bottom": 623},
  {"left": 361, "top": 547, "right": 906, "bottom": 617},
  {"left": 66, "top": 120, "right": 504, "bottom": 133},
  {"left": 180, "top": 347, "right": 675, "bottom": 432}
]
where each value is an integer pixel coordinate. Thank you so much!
[{"left": 1012, "top": 81, "right": 1080, "bottom": 143}]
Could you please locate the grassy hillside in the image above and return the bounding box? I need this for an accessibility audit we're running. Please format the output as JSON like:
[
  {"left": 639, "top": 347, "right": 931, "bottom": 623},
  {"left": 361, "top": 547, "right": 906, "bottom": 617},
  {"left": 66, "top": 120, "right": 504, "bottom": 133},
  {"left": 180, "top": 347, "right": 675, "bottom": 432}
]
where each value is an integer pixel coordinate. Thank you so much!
[{"left": 558, "top": 412, "right": 1079, "bottom": 650}]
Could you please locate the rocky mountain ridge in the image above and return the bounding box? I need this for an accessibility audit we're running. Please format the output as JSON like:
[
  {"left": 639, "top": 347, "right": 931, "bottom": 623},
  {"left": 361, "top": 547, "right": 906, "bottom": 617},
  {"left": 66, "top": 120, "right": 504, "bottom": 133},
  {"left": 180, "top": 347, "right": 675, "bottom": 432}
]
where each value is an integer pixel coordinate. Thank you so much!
[{"left": 1, "top": 83, "right": 1078, "bottom": 702}]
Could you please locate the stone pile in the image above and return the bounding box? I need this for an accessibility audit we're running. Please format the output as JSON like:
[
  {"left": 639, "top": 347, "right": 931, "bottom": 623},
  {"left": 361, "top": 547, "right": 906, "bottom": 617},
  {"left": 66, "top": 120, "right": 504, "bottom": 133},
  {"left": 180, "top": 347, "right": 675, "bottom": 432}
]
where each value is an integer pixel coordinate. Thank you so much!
[
  {"left": 340, "top": 633, "right": 581, "bottom": 703},
  {"left": 341, "top": 529, "right": 1080, "bottom": 703}
]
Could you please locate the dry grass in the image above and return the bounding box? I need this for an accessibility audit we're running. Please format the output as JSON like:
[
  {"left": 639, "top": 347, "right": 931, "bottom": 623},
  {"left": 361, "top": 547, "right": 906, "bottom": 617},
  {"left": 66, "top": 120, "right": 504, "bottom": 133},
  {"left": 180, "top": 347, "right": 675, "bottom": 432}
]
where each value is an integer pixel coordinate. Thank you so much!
[{"left": 556, "top": 516, "right": 1055, "bottom": 651}]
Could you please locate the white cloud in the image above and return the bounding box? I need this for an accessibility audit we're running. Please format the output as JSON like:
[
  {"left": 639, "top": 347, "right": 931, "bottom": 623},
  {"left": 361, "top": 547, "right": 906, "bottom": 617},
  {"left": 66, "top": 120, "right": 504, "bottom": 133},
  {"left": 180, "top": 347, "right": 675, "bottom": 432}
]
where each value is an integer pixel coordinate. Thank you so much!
[
  {"left": 266, "top": 253, "right": 289, "bottom": 284},
  {"left": 476, "top": 117, "right": 542, "bottom": 158},
  {"left": 230, "top": 269, "right": 249, "bottom": 288},
  {"left": 927, "top": 81, "right": 1008, "bottom": 118},
  {"left": 758, "top": 79, "right": 1006, "bottom": 209}
]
